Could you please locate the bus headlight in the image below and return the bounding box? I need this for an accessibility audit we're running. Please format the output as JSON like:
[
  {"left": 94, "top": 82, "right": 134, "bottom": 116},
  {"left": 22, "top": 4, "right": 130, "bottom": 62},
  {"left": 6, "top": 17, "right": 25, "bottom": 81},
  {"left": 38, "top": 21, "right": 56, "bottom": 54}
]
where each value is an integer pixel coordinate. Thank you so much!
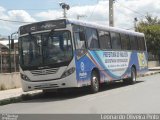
[
  {"left": 20, "top": 73, "right": 31, "bottom": 81},
  {"left": 61, "top": 67, "right": 75, "bottom": 78}
]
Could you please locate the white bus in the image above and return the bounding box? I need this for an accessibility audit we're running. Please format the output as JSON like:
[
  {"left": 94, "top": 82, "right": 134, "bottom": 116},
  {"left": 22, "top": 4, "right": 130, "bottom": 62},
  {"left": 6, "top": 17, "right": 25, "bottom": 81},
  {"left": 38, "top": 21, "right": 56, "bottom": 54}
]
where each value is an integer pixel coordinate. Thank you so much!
[{"left": 18, "top": 19, "right": 148, "bottom": 93}]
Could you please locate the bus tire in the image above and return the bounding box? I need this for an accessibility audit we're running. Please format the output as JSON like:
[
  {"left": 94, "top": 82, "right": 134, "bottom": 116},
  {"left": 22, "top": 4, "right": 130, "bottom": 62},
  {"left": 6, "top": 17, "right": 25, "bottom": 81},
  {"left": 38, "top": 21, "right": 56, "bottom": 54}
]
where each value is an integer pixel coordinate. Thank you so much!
[
  {"left": 123, "top": 67, "right": 136, "bottom": 84},
  {"left": 90, "top": 71, "right": 100, "bottom": 93}
]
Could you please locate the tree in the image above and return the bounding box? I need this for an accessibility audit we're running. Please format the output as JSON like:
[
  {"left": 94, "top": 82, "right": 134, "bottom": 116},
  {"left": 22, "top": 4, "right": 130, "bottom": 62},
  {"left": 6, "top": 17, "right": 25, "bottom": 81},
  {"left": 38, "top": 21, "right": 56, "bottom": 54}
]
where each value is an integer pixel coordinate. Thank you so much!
[{"left": 137, "top": 14, "right": 160, "bottom": 60}]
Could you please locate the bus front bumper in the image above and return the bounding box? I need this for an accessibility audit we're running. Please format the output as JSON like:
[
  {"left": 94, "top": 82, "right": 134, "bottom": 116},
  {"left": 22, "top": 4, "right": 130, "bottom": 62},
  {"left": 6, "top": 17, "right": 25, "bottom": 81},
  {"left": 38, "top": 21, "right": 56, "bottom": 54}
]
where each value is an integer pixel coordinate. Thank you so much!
[{"left": 21, "top": 75, "right": 78, "bottom": 92}]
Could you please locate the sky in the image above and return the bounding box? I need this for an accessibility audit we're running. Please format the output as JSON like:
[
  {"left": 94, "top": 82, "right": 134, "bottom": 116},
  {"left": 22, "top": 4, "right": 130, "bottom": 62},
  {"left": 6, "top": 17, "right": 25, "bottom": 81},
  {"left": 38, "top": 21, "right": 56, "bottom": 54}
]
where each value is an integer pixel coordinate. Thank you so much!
[{"left": 0, "top": 0, "right": 160, "bottom": 38}]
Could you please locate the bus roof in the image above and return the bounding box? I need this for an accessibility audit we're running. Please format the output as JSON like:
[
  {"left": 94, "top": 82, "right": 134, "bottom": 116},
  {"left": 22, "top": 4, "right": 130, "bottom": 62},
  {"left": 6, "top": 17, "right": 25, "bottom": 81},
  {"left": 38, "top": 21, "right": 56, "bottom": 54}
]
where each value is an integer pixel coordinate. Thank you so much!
[
  {"left": 66, "top": 19, "right": 144, "bottom": 37},
  {"left": 19, "top": 18, "right": 144, "bottom": 37}
]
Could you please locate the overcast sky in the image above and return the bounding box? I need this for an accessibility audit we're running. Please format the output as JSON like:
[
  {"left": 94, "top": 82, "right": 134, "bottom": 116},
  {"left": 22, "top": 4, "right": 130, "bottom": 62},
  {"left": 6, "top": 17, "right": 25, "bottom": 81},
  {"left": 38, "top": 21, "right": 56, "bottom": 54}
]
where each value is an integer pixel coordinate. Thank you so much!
[{"left": 0, "top": 0, "right": 160, "bottom": 37}]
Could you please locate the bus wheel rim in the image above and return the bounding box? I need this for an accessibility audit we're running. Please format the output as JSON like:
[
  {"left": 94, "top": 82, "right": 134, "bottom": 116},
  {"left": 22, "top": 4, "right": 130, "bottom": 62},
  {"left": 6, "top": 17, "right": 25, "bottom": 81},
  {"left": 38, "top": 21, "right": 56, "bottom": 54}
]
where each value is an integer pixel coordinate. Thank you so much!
[
  {"left": 92, "top": 76, "right": 98, "bottom": 89},
  {"left": 132, "top": 70, "right": 136, "bottom": 82}
]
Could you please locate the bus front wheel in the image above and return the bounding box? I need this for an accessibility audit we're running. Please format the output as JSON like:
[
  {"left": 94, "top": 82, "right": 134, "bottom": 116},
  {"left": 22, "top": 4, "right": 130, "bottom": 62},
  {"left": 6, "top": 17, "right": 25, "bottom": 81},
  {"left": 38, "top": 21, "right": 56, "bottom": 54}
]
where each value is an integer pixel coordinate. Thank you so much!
[{"left": 90, "top": 71, "right": 100, "bottom": 93}]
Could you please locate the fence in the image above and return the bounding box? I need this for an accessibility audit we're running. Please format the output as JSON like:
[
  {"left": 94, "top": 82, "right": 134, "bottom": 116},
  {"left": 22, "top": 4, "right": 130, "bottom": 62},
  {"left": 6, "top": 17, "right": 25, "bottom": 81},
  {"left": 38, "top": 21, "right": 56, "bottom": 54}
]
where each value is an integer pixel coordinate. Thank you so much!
[
  {"left": 0, "top": 48, "right": 19, "bottom": 73},
  {"left": 148, "top": 52, "right": 159, "bottom": 61}
]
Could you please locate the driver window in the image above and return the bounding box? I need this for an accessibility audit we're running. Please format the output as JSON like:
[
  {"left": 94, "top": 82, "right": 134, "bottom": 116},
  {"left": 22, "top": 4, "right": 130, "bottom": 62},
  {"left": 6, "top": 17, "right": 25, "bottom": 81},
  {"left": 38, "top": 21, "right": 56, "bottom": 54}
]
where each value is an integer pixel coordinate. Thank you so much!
[{"left": 73, "top": 26, "right": 86, "bottom": 49}]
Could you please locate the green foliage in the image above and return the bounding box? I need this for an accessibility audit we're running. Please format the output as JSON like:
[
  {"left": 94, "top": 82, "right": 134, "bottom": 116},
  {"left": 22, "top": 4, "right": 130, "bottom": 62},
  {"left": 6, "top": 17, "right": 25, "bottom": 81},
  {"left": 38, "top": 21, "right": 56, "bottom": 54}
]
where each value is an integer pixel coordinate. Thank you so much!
[
  {"left": 0, "top": 97, "right": 22, "bottom": 106},
  {"left": 137, "top": 14, "right": 160, "bottom": 56}
]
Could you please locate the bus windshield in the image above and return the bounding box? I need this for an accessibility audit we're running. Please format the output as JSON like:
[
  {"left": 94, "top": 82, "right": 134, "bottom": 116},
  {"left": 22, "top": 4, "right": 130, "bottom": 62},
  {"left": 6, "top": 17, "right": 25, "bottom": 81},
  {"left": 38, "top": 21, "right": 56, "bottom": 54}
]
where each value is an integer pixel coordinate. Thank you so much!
[{"left": 19, "top": 31, "right": 73, "bottom": 68}]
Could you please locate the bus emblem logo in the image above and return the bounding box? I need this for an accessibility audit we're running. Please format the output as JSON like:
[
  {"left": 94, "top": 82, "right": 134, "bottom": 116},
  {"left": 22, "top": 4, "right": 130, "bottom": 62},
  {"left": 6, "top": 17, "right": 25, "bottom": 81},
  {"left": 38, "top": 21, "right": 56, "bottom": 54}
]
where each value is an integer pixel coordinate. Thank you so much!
[
  {"left": 79, "top": 62, "right": 87, "bottom": 78},
  {"left": 80, "top": 62, "right": 85, "bottom": 71},
  {"left": 31, "top": 27, "right": 36, "bottom": 31}
]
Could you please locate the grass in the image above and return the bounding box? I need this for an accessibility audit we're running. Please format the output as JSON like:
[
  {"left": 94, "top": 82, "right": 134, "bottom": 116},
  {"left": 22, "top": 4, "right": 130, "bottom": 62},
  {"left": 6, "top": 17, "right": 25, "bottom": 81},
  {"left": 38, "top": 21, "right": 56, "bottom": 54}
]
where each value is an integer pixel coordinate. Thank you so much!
[
  {"left": 0, "top": 97, "right": 22, "bottom": 106},
  {"left": 0, "top": 92, "right": 42, "bottom": 106}
]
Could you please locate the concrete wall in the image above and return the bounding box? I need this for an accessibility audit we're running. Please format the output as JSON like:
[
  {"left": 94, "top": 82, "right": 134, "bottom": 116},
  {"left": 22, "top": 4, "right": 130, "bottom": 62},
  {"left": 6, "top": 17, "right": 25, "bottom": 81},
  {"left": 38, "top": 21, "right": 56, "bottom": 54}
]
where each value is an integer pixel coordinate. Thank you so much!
[
  {"left": 148, "top": 61, "right": 159, "bottom": 68},
  {"left": 0, "top": 72, "right": 21, "bottom": 90}
]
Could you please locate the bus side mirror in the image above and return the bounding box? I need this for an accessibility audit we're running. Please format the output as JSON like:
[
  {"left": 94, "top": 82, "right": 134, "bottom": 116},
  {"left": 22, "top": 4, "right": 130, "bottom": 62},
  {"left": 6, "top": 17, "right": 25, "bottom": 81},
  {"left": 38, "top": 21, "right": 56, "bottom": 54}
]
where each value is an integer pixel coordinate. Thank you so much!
[
  {"left": 11, "top": 39, "right": 14, "bottom": 50},
  {"left": 79, "top": 32, "right": 85, "bottom": 41}
]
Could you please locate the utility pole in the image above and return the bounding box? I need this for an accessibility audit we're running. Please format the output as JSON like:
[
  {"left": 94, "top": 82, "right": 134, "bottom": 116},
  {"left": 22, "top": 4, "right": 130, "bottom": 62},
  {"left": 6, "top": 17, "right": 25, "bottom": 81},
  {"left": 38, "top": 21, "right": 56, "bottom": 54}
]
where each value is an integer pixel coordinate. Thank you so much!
[
  {"left": 0, "top": 48, "right": 2, "bottom": 73},
  {"left": 134, "top": 17, "right": 138, "bottom": 31},
  {"left": 59, "top": 2, "right": 70, "bottom": 18},
  {"left": 109, "top": 0, "right": 114, "bottom": 27},
  {"left": 8, "top": 36, "right": 11, "bottom": 73}
]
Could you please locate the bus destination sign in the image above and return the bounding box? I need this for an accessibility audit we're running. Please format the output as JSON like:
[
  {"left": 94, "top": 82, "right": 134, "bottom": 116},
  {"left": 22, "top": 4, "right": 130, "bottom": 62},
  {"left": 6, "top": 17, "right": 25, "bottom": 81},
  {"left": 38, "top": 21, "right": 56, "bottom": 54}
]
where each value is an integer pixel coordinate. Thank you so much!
[{"left": 19, "top": 19, "right": 66, "bottom": 35}]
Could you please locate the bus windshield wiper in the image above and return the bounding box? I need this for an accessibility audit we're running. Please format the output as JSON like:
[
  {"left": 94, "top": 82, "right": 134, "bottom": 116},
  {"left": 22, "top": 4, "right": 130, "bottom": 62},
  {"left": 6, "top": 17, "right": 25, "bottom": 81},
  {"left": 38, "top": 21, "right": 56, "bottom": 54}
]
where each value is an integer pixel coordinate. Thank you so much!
[
  {"left": 48, "top": 29, "right": 55, "bottom": 38},
  {"left": 28, "top": 32, "right": 34, "bottom": 41}
]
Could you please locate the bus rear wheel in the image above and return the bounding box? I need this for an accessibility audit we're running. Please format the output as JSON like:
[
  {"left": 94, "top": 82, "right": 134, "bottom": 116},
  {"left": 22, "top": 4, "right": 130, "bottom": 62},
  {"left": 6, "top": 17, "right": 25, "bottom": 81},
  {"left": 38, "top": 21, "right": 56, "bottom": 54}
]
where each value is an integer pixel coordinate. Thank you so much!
[
  {"left": 123, "top": 67, "right": 136, "bottom": 84},
  {"left": 90, "top": 71, "right": 100, "bottom": 93}
]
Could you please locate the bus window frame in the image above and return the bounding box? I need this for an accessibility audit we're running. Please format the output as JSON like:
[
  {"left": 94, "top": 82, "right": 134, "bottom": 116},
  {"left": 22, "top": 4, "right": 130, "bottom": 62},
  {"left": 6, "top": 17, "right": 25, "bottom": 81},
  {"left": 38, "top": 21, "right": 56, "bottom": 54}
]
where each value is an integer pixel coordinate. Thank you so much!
[
  {"left": 85, "top": 27, "right": 100, "bottom": 50},
  {"left": 137, "top": 36, "right": 146, "bottom": 51},
  {"left": 98, "top": 30, "right": 112, "bottom": 50},
  {"left": 129, "top": 35, "right": 138, "bottom": 51},
  {"left": 72, "top": 25, "right": 87, "bottom": 50},
  {"left": 120, "top": 33, "right": 131, "bottom": 51},
  {"left": 110, "top": 31, "right": 122, "bottom": 50}
]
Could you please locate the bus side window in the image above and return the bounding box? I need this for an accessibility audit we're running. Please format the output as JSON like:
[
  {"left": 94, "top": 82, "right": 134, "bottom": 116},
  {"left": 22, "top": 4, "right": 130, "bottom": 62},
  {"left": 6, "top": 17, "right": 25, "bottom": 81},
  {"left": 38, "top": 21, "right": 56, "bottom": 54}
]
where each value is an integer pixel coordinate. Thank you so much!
[
  {"left": 85, "top": 28, "right": 99, "bottom": 49},
  {"left": 129, "top": 35, "right": 138, "bottom": 50},
  {"left": 120, "top": 34, "right": 130, "bottom": 50},
  {"left": 110, "top": 32, "right": 121, "bottom": 50},
  {"left": 98, "top": 30, "right": 111, "bottom": 49},
  {"left": 141, "top": 37, "right": 146, "bottom": 51},
  {"left": 137, "top": 37, "right": 146, "bottom": 51}
]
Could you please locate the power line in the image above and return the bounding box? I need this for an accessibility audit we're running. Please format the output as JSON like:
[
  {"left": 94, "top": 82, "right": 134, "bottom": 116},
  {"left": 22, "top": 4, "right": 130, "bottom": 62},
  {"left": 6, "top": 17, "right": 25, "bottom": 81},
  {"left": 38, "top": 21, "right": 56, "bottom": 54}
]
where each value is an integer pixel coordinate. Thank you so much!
[
  {"left": 0, "top": 18, "right": 33, "bottom": 24},
  {"left": 89, "top": 6, "right": 98, "bottom": 18},
  {"left": 115, "top": 0, "right": 145, "bottom": 18},
  {"left": 88, "top": 0, "right": 99, "bottom": 19},
  {"left": 6, "top": 8, "right": 60, "bottom": 11},
  {"left": 7, "top": 9, "right": 49, "bottom": 11}
]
